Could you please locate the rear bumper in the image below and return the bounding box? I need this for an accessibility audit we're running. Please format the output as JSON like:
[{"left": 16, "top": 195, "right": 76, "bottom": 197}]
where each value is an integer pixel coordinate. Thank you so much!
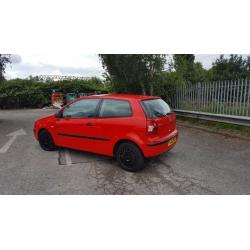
[{"left": 142, "top": 129, "right": 178, "bottom": 157}]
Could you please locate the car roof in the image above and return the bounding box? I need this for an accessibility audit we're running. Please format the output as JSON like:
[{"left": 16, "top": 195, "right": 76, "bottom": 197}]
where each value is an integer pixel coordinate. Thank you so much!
[{"left": 83, "top": 94, "right": 160, "bottom": 101}]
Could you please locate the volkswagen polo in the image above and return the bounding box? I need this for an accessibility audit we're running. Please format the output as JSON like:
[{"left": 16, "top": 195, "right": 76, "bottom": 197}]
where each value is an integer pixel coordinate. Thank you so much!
[{"left": 34, "top": 94, "right": 178, "bottom": 171}]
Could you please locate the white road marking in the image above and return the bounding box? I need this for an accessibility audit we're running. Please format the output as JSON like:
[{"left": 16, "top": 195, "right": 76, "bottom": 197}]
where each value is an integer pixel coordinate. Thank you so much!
[
  {"left": 0, "top": 129, "right": 27, "bottom": 154},
  {"left": 64, "top": 149, "right": 72, "bottom": 166}
]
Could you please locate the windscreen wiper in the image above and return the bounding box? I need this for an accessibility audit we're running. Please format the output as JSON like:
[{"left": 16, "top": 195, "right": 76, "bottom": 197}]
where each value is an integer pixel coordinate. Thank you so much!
[{"left": 153, "top": 111, "right": 165, "bottom": 117}]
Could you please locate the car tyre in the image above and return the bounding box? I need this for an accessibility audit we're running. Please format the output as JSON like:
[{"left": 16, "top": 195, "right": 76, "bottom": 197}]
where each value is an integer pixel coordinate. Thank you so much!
[
  {"left": 38, "top": 130, "right": 57, "bottom": 151},
  {"left": 116, "top": 142, "right": 145, "bottom": 172}
]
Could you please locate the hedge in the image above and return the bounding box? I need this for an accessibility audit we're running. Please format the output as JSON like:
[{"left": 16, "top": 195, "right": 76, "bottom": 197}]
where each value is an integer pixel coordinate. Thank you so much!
[{"left": 0, "top": 78, "right": 109, "bottom": 109}]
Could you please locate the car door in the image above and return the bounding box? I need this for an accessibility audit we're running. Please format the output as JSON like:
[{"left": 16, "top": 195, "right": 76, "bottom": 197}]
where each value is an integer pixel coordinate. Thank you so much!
[
  {"left": 54, "top": 98, "right": 101, "bottom": 152},
  {"left": 93, "top": 99, "right": 133, "bottom": 156}
]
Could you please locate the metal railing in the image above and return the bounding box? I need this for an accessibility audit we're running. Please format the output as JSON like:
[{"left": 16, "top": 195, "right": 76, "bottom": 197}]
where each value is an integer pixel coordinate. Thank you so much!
[
  {"left": 173, "top": 109, "right": 250, "bottom": 127},
  {"left": 170, "top": 79, "right": 250, "bottom": 117}
]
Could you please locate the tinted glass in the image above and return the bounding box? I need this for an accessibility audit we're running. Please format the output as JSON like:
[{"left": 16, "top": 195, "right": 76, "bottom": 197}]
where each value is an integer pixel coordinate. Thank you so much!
[
  {"left": 141, "top": 99, "right": 171, "bottom": 118},
  {"left": 63, "top": 99, "right": 100, "bottom": 118},
  {"left": 99, "top": 99, "right": 132, "bottom": 118}
]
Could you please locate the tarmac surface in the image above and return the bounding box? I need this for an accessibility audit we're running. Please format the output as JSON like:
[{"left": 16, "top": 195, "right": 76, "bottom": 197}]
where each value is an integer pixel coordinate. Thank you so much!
[{"left": 0, "top": 109, "right": 249, "bottom": 194}]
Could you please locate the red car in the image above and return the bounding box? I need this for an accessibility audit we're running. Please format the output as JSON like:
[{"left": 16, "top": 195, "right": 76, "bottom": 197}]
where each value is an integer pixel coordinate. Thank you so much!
[{"left": 34, "top": 94, "right": 178, "bottom": 171}]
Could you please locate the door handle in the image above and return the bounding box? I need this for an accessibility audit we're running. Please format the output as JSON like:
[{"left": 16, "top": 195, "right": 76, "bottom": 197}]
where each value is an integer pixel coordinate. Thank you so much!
[{"left": 85, "top": 122, "right": 95, "bottom": 126}]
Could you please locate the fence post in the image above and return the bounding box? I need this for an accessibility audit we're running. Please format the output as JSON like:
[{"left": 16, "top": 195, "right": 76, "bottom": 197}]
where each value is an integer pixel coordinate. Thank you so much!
[
  {"left": 175, "top": 86, "right": 178, "bottom": 109},
  {"left": 242, "top": 79, "right": 247, "bottom": 116},
  {"left": 246, "top": 79, "right": 250, "bottom": 117},
  {"left": 177, "top": 85, "right": 180, "bottom": 109},
  {"left": 180, "top": 84, "right": 183, "bottom": 109},
  {"left": 232, "top": 80, "right": 236, "bottom": 115},
  {"left": 190, "top": 83, "right": 193, "bottom": 110},
  {"left": 194, "top": 83, "right": 197, "bottom": 111},
  {"left": 238, "top": 79, "right": 243, "bottom": 116},
  {"left": 191, "top": 83, "right": 194, "bottom": 111},
  {"left": 214, "top": 81, "right": 218, "bottom": 113},
  {"left": 172, "top": 86, "right": 175, "bottom": 109},
  {"left": 183, "top": 84, "right": 186, "bottom": 109},
  {"left": 215, "top": 81, "right": 219, "bottom": 114},
  {"left": 195, "top": 83, "right": 198, "bottom": 111},
  {"left": 211, "top": 81, "right": 214, "bottom": 113},
  {"left": 221, "top": 80, "right": 225, "bottom": 114},
  {"left": 208, "top": 82, "right": 211, "bottom": 113},
  {"left": 225, "top": 80, "right": 230, "bottom": 115},
  {"left": 219, "top": 80, "right": 222, "bottom": 114},
  {"left": 219, "top": 80, "right": 223, "bottom": 114},
  {"left": 202, "top": 82, "right": 206, "bottom": 111},
  {"left": 237, "top": 79, "right": 241, "bottom": 116},
  {"left": 197, "top": 83, "right": 200, "bottom": 111},
  {"left": 198, "top": 82, "right": 201, "bottom": 111}
]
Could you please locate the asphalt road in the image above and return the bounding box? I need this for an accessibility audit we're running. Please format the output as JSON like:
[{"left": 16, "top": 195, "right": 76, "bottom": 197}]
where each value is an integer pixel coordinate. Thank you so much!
[{"left": 0, "top": 109, "right": 249, "bottom": 194}]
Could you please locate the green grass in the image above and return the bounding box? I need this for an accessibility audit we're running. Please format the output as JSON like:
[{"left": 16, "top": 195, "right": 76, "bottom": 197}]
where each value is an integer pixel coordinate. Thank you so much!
[{"left": 177, "top": 116, "right": 250, "bottom": 133}]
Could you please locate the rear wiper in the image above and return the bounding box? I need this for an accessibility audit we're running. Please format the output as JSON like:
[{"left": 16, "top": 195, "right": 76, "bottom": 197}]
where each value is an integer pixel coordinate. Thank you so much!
[
  {"left": 153, "top": 111, "right": 173, "bottom": 117},
  {"left": 153, "top": 111, "right": 165, "bottom": 117}
]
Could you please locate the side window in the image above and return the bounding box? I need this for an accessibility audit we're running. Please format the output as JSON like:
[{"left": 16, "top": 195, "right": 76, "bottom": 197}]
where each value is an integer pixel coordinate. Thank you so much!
[
  {"left": 99, "top": 99, "right": 132, "bottom": 118},
  {"left": 63, "top": 99, "right": 100, "bottom": 118}
]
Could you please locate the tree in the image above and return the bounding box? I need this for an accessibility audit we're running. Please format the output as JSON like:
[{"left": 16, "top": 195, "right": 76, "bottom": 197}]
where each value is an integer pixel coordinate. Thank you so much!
[
  {"left": 192, "top": 62, "right": 209, "bottom": 82},
  {"left": 209, "top": 54, "right": 250, "bottom": 80},
  {"left": 172, "top": 54, "right": 207, "bottom": 83},
  {"left": 173, "top": 54, "right": 195, "bottom": 72},
  {"left": 99, "top": 54, "right": 166, "bottom": 95},
  {"left": 0, "top": 54, "right": 11, "bottom": 81}
]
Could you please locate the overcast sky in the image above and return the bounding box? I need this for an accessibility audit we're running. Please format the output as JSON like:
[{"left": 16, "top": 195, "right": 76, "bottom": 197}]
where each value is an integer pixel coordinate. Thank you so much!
[{"left": 4, "top": 54, "right": 246, "bottom": 79}]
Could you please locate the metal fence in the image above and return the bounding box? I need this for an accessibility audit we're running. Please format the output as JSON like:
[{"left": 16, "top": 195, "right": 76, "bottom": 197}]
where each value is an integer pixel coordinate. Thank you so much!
[{"left": 170, "top": 79, "right": 250, "bottom": 117}]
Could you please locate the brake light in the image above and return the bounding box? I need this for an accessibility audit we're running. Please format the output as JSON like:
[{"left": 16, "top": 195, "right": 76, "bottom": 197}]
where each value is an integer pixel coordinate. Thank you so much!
[{"left": 146, "top": 120, "right": 157, "bottom": 135}]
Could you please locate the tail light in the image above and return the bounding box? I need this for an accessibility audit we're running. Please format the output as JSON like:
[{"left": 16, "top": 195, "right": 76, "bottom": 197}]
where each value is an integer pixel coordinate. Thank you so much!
[{"left": 146, "top": 119, "right": 158, "bottom": 135}]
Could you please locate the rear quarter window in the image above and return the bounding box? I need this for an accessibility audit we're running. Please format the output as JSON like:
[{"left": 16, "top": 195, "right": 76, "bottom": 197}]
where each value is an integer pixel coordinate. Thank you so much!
[
  {"left": 99, "top": 99, "right": 132, "bottom": 118},
  {"left": 141, "top": 99, "right": 171, "bottom": 118}
]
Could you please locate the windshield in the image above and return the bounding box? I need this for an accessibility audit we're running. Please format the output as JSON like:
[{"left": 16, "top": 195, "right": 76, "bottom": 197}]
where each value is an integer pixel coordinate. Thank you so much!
[{"left": 141, "top": 99, "right": 172, "bottom": 118}]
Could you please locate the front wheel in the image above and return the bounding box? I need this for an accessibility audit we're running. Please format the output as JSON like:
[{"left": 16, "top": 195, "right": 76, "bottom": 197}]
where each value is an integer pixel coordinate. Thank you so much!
[
  {"left": 116, "top": 142, "right": 145, "bottom": 172},
  {"left": 38, "top": 130, "right": 57, "bottom": 151}
]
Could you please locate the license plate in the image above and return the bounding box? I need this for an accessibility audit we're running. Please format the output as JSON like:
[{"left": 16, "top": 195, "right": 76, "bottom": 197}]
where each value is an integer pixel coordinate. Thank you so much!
[{"left": 167, "top": 136, "right": 176, "bottom": 146}]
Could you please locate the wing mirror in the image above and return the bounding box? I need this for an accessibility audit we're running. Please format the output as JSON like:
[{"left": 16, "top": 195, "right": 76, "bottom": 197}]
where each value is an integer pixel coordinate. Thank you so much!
[{"left": 55, "top": 110, "right": 63, "bottom": 118}]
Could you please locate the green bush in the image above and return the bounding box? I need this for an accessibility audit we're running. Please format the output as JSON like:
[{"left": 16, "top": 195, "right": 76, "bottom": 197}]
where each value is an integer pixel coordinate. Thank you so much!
[{"left": 0, "top": 78, "right": 108, "bottom": 109}]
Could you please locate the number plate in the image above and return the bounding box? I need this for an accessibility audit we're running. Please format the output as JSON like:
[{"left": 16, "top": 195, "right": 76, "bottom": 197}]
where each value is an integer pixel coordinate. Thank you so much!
[{"left": 167, "top": 136, "right": 177, "bottom": 146}]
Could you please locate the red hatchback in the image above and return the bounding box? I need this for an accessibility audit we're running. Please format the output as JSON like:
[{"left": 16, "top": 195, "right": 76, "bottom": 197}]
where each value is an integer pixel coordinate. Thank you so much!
[{"left": 34, "top": 94, "right": 178, "bottom": 171}]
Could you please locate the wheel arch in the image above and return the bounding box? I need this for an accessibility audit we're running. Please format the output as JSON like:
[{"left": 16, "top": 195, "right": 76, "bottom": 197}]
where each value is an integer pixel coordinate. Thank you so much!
[
  {"left": 113, "top": 139, "right": 144, "bottom": 158},
  {"left": 37, "top": 127, "right": 55, "bottom": 141},
  {"left": 38, "top": 128, "right": 48, "bottom": 135}
]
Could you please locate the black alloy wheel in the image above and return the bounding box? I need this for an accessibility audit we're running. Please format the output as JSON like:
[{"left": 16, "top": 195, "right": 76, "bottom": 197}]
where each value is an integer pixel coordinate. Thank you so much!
[
  {"left": 116, "top": 142, "right": 145, "bottom": 172},
  {"left": 38, "top": 130, "right": 57, "bottom": 151}
]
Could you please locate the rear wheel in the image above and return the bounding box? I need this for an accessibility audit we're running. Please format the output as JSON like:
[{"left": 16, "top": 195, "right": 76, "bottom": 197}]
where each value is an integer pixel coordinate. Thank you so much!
[
  {"left": 38, "top": 130, "right": 57, "bottom": 151},
  {"left": 116, "top": 142, "right": 145, "bottom": 172}
]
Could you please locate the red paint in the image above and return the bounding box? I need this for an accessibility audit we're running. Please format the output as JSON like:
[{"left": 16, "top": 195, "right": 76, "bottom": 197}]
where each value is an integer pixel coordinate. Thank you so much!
[{"left": 34, "top": 94, "right": 178, "bottom": 157}]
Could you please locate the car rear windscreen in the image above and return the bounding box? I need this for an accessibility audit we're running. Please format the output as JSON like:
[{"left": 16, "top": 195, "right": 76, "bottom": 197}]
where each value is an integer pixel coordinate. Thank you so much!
[{"left": 141, "top": 99, "right": 171, "bottom": 118}]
